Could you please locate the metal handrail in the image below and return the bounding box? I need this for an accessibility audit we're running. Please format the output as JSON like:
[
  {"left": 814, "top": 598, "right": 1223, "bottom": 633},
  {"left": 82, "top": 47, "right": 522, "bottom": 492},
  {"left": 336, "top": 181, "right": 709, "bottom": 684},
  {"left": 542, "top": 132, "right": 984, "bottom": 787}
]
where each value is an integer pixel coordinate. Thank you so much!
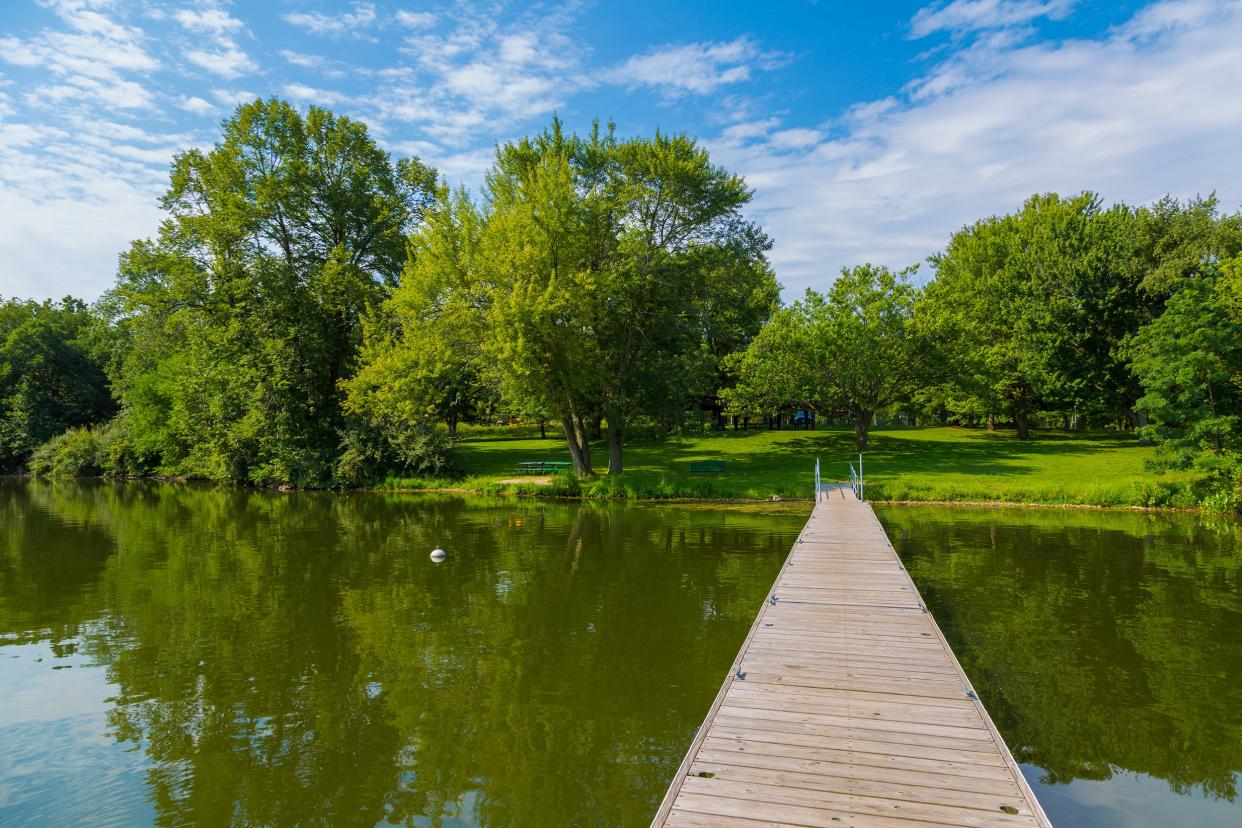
[
  {"left": 848, "top": 453, "right": 864, "bottom": 501},
  {"left": 814, "top": 458, "right": 821, "bottom": 501}
]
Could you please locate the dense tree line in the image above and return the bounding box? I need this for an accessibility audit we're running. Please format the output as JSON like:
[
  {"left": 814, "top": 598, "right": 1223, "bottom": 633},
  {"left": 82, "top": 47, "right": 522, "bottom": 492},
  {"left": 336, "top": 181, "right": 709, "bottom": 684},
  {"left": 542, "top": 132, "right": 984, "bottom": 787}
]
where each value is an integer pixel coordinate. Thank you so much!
[
  {"left": 4, "top": 97, "right": 1242, "bottom": 509},
  {"left": 725, "top": 193, "right": 1242, "bottom": 508},
  {"left": 2, "top": 101, "right": 776, "bottom": 485}
]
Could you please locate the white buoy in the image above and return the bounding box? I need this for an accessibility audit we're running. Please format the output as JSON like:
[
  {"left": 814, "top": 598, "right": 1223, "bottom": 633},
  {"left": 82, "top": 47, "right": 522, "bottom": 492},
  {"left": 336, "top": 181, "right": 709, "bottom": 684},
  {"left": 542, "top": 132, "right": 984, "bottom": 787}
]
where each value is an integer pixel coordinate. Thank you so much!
[{"left": 430, "top": 548, "right": 446, "bottom": 562}]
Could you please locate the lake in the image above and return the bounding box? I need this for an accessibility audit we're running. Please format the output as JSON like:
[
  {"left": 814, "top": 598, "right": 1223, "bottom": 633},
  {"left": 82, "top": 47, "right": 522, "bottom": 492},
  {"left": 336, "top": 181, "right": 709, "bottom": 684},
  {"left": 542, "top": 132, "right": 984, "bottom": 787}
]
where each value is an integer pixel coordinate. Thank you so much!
[{"left": 1, "top": 479, "right": 1239, "bottom": 826}]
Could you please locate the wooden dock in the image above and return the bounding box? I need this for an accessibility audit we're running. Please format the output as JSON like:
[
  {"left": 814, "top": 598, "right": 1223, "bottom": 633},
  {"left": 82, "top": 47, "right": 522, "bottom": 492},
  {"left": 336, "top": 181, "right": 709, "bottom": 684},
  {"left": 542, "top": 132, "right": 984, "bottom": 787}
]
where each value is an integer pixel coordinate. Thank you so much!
[{"left": 651, "top": 485, "right": 1052, "bottom": 828}]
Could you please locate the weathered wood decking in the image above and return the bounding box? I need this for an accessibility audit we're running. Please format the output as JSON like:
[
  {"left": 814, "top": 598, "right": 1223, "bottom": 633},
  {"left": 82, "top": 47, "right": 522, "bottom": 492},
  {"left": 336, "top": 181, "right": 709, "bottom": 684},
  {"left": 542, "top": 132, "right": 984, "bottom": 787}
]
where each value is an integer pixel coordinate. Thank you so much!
[{"left": 652, "top": 485, "right": 1052, "bottom": 828}]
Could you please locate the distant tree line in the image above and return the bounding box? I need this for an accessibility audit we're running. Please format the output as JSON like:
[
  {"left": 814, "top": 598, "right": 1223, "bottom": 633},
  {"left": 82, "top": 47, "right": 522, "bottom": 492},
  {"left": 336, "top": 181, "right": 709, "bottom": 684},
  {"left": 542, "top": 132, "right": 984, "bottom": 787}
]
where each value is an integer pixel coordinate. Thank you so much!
[
  {"left": 724, "top": 192, "right": 1242, "bottom": 508},
  {"left": 2, "top": 99, "right": 1240, "bottom": 509}
]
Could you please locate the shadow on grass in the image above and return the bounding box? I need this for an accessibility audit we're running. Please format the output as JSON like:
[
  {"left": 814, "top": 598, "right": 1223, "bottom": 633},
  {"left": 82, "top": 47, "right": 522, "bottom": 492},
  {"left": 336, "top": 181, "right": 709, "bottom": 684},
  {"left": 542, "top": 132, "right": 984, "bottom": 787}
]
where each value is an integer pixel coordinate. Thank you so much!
[{"left": 454, "top": 425, "right": 1145, "bottom": 496}]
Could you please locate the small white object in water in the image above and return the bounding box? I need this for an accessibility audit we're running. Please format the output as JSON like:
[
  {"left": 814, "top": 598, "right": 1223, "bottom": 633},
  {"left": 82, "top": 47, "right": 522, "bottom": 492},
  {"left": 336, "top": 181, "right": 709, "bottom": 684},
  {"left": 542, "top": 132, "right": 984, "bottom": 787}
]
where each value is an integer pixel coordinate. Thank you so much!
[{"left": 430, "top": 548, "right": 446, "bottom": 562}]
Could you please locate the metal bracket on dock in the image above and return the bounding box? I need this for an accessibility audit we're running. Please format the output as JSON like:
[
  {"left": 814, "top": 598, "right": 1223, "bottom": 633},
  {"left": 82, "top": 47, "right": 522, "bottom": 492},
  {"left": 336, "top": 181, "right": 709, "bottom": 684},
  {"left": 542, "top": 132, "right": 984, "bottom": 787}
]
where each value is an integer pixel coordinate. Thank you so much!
[
  {"left": 918, "top": 601, "right": 929, "bottom": 614},
  {"left": 963, "top": 686, "right": 979, "bottom": 701},
  {"left": 769, "top": 595, "right": 779, "bottom": 605},
  {"left": 734, "top": 668, "right": 747, "bottom": 681}
]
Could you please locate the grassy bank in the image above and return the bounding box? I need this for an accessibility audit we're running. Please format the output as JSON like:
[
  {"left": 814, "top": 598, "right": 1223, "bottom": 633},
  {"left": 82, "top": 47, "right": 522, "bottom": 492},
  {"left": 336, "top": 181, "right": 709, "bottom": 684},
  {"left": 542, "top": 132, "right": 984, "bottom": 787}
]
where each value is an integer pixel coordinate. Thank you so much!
[{"left": 378, "top": 425, "right": 1193, "bottom": 508}]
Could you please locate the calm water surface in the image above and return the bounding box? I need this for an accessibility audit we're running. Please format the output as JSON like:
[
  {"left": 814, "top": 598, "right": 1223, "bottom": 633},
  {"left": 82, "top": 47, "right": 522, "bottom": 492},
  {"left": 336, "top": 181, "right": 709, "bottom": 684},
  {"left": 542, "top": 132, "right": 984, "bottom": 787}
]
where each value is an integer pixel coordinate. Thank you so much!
[
  {"left": 0, "top": 479, "right": 805, "bottom": 827},
  {"left": 3, "top": 480, "right": 1240, "bottom": 827},
  {"left": 876, "top": 505, "right": 1242, "bottom": 828}
]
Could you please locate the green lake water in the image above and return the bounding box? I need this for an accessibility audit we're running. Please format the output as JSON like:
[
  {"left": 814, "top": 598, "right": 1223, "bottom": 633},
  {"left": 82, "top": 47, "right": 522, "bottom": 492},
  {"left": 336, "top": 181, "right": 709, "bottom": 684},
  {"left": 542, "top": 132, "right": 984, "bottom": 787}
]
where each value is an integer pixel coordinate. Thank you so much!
[
  {"left": 875, "top": 504, "right": 1242, "bottom": 828},
  {"left": 1, "top": 479, "right": 1239, "bottom": 826}
]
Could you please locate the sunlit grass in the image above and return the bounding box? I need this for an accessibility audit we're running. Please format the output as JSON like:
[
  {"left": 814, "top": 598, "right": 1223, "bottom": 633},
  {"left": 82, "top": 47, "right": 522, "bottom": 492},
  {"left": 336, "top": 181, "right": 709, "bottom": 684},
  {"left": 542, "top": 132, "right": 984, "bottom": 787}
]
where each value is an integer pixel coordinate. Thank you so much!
[{"left": 405, "top": 424, "right": 1194, "bottom": 506}]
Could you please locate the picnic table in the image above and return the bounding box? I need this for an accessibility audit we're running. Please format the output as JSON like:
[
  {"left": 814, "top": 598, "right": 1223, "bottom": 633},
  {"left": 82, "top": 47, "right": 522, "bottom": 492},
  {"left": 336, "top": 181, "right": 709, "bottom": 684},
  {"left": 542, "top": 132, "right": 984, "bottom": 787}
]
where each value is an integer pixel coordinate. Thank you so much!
[
  {"left": 688, "top": 459, "right": 726, "bottom": 475},
  {"left": 514, "top": 460, "right": 572, "bottom": 474}
]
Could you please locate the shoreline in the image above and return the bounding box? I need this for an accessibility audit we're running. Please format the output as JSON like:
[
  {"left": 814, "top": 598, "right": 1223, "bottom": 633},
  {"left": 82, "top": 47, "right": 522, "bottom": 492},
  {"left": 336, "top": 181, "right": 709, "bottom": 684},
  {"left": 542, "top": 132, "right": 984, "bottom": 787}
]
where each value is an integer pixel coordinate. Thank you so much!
[{"left": 3, "top": 473, "right": 1209, "bottom": 514}]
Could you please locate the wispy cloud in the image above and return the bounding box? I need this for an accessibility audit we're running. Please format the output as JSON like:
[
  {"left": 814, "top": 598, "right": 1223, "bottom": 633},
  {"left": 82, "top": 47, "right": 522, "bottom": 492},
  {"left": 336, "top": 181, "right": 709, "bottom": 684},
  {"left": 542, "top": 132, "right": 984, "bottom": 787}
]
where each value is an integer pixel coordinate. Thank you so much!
[
  {"left": 713, "top": 0, "right": 1242, "bottom": 294},
  {"left": 185, "top": 45, "right": 257, "bottom": 79},
  {"left": 179, "top": 95, "right": 214, "bottom": 115},
  {"left": 172, "top": 8, "right": 245, "bottom": 36},
  {"left": 283, "top": 82, "right": 345, "bottom": 106},
  {"left": 370, "top": 7, "right": 589, "bottom": 143},
  {"left": 910, "top": 0, "right": 1077, "bottom": 38},
  {"left": 0, "top": 0, "right": 159, "bottom": 109},
  {"left": 172, "top": 3, "right": 257, "bottom": 79},
  {"left": 609, "top": 37, "right": 786, "bottom": 97},
  {"left": 284, "top": 2, "right": 378, "bottom": 37},
  {"left": 394, "top": 10, "right": 436, "bottom": 29}
]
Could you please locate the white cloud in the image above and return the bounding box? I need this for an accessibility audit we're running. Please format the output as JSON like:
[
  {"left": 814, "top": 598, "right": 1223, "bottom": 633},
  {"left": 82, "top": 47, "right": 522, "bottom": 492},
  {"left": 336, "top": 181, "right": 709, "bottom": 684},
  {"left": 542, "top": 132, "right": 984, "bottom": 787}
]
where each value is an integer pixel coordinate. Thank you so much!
[
  {"left": 283, "top": 82, "right": 345, "bottom": 106},
  {"left": 284, "top": 2, "right": 378, "bottom": 37},
  {"left": 395, "top": 10, "right": 436, "bottom": 29},
  {"left": 1119, "top": 0, "right": 1218, "bottom": 37},
  {"left": 609, "top": 37, "right": 785, "bottom": 97},
  {"left": 173, "top": 3, "right": 256, "bottom": 79},
  {"left": 278, "top": 49, "right": 349, "bottom": 78},
  {"left": 0, "top": 115, "right": 166, "bottom": 299},
  {"left": 186, "top": 44, "right": 257, "bottom": 78},
  {"left": 710, "top": 0, "right": 1242, "bottom": 296},
  {"left": 172, "top": 8, "right": 245, "bottom": 35},
  {"left": 0, "top": 0, "right": 158, "bottom": 110},
  {"left": 211, "top": 88, "right": 258, "bottom": 106},
  {"left": 770, "top": 128, "right": 824, "bottom": 149},
  {"left": 179, "top": 95, "right": 213, "bottom": 115},
  {"left": 372, "top": 8, "right": 589, "bottom": 143},
  {"left": 910, "top": 0, "right": 1077, "bottom": 38}
]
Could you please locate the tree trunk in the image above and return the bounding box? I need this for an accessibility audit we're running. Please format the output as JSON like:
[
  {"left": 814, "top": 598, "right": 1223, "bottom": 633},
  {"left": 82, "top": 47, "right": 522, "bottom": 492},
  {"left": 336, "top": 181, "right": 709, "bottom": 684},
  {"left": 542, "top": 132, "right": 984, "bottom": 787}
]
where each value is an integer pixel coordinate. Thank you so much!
[
  {"left": 561, "top": 414, "right": 593, "bottom": 476},
  {"left": 607, "top": 416, "right": 624, "bottom": 475},
  {"left": 446, "top": 414, "right": 458, "bottom": 437},
  {"left": 853, "top": 409, "right": 873, "bottom": 451},
  {"left": 1014, "top": 409, "right": 1030, "bottom": 440},
  {"left": 987, "top": 413, "right": 996, "bottom": 431},
  {"left": 539, "top": 419, "right": 546, "bottom": 440}
]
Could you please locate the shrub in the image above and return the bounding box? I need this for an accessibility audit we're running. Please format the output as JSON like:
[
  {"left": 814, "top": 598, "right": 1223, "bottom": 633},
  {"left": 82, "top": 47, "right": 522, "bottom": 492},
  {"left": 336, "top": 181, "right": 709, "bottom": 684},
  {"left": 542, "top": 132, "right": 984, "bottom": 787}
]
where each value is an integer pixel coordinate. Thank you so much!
[
  {"left": 97, "top": 412, "right": 155, "bottom": 478},
  {"left": 28, "top": 427, "right": 103, "bottom": 477},
  {"left": 337, "top": 419, "right": 458, "bottom": 486}
]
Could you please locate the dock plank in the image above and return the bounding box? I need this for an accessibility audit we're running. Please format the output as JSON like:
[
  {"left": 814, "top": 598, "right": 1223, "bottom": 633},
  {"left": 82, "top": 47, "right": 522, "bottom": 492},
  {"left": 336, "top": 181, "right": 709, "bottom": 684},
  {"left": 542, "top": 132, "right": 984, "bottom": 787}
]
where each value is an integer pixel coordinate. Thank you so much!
[{"left": 651, "top": 488, "right": 1051, "bottom": 827}]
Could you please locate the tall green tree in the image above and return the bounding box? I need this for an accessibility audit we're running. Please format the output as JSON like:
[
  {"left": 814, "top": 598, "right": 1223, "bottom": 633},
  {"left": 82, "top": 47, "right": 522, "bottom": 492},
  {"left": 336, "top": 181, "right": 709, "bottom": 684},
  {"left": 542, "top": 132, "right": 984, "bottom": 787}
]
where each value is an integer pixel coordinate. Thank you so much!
[
  {"left": 0, "top": 297, "right": 115, "bottom": 471},
  {"left": 921, "top": 193, "right": 1146, "bottom": 436},
  {"left": 480, "top": 120, "right": 774, "bottom": 475},
  {"left": 107, "top": 99, "right": 436, "bottom": 486},
  {"left": 1130, "top": 263, "right": 1242, "bottom": 473},
  {"left": 725, "top": 264, "right": 921, "bottom": 449}
]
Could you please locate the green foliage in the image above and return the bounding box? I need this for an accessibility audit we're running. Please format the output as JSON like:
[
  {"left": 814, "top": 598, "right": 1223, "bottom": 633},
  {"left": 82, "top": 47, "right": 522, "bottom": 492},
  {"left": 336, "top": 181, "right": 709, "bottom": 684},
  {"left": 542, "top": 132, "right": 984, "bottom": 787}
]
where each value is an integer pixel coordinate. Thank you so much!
[
  {"left": 0, "top": 297, "right": 115, "bottom": 471},
  {"left": 107, "top": 98, "right": 437, "bottom": 487},
  {"left": 921, "top": 194, "right": 1129, "bottom": 436},
  {"left": 1131, "top": 270, "right": 1242, "bottom": 460},
  {"left": 481, "top": 119, "right": 776, "bottom": 475},
  {"left": 343, "top": 186, "right": 492, "bottom": 443},
  {"left": 335, "top": 420, "right": 457, "bottom": 485},
  {"left": 28, "top": 427, "right": 104, "bottom": 477},
  {"left": 1129, "top": 261, "right": 1242, "bottom": 508},
  {"left": 725, "top": 264, "right": 922, "bottom": 449}
]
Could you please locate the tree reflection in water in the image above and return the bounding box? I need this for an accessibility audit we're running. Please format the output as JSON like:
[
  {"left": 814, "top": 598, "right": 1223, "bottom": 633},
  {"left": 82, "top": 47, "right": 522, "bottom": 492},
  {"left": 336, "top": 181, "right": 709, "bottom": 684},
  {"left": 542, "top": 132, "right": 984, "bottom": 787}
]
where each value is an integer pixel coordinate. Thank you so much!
[
  {"left": 878, "top": 505, "right": 1242, "bottom": 813},
  {"left": 0, "top": 479, "right": 802, "bottom": 826}
]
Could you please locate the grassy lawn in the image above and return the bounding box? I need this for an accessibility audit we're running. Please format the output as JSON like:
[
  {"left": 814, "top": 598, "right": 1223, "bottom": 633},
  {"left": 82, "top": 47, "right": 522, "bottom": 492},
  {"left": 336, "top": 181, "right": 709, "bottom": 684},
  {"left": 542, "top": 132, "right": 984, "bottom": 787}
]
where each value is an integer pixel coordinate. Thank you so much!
[{"left": 386, "top": 424, "right": 1192, "bottom": 507}]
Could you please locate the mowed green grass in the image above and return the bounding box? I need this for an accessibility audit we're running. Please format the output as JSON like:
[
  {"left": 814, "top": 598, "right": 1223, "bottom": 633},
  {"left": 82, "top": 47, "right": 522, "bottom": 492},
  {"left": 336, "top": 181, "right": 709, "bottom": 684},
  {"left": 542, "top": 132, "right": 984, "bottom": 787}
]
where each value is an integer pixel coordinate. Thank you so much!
[{"left": 422, "top": 424, "right": 1191, "bottom": 506}]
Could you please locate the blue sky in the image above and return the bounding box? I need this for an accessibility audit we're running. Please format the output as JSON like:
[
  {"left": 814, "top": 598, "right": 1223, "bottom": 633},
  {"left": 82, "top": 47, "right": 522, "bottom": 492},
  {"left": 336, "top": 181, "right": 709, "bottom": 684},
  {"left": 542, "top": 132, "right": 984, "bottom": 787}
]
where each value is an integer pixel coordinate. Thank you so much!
[{"left": 2, "top": 0, "right": 1241, "bottom": 301}]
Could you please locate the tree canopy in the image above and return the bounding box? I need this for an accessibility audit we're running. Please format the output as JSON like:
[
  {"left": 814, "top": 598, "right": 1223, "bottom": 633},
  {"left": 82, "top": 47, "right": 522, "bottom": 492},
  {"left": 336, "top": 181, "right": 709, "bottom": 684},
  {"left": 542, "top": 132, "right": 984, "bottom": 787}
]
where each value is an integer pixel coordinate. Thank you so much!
[{"left": 107, "top": 98, "right": 437, "bottom": 486}]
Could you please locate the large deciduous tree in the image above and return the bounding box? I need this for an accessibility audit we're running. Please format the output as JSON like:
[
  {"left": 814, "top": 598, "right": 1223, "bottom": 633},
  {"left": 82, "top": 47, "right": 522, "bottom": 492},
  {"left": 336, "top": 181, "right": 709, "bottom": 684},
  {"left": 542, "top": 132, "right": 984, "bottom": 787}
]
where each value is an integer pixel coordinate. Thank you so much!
[
  {"left": 108, "top": 99, "right": 436, "bottom": 486},
  {"left": 1130, "top": 260, "right": 1242, "bottom": 472},
  {"left": 484, "top": 121, "right": 774, "bottom": 475},
  {"left": 726, "top": 264, "right": 922, "bottom": 450}
]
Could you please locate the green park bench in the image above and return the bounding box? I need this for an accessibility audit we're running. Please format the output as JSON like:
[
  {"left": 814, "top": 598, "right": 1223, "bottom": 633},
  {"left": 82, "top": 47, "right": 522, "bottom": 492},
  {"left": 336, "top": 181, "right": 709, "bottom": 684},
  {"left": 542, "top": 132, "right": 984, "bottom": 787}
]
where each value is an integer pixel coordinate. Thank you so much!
[
  {"left": 514, "top": 460, "right": 572, "bottom": 474},
  {"left": 688, "top": 459, "right": 726, "bottom": 475}
]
